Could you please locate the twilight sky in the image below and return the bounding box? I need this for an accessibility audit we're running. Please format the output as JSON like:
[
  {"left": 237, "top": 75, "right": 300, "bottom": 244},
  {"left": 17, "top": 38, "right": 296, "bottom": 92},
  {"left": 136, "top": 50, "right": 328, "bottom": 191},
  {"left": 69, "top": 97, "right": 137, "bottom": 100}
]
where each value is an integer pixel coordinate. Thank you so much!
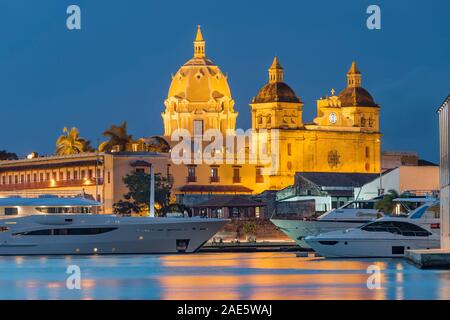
[{"left": 0, "top": 0, "right": 449, "bottom": 162}]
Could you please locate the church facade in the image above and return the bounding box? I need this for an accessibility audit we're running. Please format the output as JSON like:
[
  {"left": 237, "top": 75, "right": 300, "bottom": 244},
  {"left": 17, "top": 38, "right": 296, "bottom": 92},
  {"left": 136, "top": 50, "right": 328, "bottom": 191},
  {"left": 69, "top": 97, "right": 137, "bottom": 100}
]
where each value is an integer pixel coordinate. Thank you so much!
[{"left": 162, "top": 26, "right": 381, "bottom": 195}]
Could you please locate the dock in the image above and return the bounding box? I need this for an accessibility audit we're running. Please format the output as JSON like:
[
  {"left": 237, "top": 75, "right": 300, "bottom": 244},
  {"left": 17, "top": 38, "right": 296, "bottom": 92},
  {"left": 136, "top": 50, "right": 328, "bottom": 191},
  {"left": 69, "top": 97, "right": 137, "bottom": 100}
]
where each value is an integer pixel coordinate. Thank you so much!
[
  {"left": 405, "top": 249, "right": 450, "bottom": 269},
  {"left": 199, "top": 241, "right": 303, "bottom": 253}
]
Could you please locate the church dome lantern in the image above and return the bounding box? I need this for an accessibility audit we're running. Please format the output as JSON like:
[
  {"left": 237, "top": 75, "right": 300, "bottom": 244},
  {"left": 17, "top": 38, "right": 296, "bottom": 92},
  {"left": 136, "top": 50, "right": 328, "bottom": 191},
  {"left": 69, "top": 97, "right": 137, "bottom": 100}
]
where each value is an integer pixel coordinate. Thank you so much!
[
  {"left": 338, "top": 62, "right": 378, "bottom": 108},
  {"left": 252, "top": 57, "right": 301, "bottom": 104}
]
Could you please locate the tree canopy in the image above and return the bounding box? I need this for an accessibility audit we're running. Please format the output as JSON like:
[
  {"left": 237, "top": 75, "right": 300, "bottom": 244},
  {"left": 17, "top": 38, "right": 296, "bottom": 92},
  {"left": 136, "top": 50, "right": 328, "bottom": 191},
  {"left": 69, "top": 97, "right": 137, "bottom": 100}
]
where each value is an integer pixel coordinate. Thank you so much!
[{"left": 113, "top": 171, "right": 173, "bottom": 216}]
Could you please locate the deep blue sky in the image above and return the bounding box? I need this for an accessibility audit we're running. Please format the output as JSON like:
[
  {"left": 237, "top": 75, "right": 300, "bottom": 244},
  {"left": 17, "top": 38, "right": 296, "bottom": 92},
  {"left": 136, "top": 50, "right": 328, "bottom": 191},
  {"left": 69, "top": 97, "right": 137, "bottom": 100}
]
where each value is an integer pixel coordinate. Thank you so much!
[{"left": 0, "top": 0, "right": 449, "bottom": 162}]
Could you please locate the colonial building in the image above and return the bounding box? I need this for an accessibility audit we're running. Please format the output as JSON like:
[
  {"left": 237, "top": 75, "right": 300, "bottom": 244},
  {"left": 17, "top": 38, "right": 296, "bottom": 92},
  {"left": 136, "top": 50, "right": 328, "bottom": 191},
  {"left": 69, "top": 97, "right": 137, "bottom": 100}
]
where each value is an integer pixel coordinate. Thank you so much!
[
  {"left": 0, "top": 152, "right": 171, "bottom": 213},
  {"left": 163, "top": 26, "right": 382, "bottom": 200}
]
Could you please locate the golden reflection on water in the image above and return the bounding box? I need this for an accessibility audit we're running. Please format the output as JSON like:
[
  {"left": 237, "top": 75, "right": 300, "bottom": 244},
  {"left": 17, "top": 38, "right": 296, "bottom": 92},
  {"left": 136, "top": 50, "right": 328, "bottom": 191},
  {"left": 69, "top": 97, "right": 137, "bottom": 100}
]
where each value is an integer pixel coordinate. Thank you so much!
[{"left": 158, "top": 253, "right": 388, "bottom": 300}]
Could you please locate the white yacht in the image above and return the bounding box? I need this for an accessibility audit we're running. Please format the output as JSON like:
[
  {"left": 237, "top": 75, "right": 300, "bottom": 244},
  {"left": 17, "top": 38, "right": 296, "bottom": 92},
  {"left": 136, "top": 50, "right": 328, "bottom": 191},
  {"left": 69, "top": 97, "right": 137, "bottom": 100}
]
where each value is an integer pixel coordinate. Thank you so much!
[
  {"left": 270, "top": 197, "right": 437, "bottom": 248},
  {"left": 0, "top": 196, "right": 228, "bottom": 255},
  {"left": 305, "top": 201, "right": 440, "bottom": 258}
]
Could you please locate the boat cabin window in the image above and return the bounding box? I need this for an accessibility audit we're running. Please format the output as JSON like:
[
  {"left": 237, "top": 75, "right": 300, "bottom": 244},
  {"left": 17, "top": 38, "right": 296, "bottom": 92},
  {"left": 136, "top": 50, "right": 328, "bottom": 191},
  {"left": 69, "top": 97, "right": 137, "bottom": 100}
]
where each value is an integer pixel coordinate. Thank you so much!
[
  {"left": 361, "top": 221, "right": 431, "bottom": 237},
  {"left": 4, "top": 208, "right": 18, "bottom": 216},
  {"left": 0, "top": 226, "right": 9, "bottom": 232},
  {"left": 342, "top": 201, "right": 375, "bottom": 210},
  {"left": 35, "top": 207, "right": 92, "bottom": 214},
  {"left": 14, "top": 227, "right": 118, "bottom": 236}
]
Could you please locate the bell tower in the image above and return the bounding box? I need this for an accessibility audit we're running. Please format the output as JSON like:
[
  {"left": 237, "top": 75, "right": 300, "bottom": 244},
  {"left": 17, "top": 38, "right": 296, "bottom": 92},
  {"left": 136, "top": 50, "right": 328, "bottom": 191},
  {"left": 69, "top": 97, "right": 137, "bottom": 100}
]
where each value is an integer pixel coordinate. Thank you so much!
[
  {"left": 193, "top": 25, "right": 205, "bottom": 58},
  {"left": 347, "top": 61, "right": 361, "bottom": 88},
  {"left": 268, "top": 56, "right": 284, "bottom": 83}
]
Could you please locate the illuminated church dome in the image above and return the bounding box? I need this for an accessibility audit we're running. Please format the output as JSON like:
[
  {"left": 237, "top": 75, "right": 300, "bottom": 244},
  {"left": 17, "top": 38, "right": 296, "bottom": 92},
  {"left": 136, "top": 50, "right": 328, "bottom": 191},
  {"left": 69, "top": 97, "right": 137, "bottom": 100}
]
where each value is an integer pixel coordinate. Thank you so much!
[
  {"left": 162, "top": 26, "right": 237, "bottom": 136},
  {"left": 338, "top": 62, "right": 378, "bottom": 108},
  {"left": 252, "top": 57, "right": 301, "bottom": 104}
]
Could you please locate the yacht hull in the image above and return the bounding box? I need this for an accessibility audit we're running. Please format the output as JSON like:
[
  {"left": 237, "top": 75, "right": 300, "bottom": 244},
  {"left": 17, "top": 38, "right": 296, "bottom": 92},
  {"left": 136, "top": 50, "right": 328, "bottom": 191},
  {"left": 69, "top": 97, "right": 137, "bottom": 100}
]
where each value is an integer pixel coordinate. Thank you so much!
[
  {"left": 270, "top": 219, "right": 367, "bottom": 248},
  {"left": 305, "top": 237, "right": 440, "bottom": 258},
  {"left": 0, "top": 215, "right": 228, "bottom": 255}
]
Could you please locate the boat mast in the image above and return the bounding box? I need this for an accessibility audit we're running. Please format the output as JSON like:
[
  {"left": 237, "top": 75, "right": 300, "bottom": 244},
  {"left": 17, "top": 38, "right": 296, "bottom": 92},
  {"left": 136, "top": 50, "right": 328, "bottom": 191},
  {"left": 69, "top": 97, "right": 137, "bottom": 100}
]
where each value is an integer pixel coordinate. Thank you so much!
[{"left": 150, "top": 163, "right": 155, "bottom": 217}]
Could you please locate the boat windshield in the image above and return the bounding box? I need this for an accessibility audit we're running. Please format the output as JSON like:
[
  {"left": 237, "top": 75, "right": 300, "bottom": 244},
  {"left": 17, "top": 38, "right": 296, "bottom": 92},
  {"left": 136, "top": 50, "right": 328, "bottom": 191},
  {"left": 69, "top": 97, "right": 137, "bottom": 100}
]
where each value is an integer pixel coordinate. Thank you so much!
[{"left": 340, "top": 201, "right": 375, "bottom": 210}]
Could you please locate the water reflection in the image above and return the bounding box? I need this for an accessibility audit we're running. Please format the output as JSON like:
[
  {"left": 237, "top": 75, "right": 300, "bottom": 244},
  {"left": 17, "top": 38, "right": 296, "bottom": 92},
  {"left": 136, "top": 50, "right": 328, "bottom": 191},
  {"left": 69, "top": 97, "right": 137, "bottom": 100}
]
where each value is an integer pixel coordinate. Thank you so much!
[{"left": 0, "top": 252, "right": 449, "bottom": 299}]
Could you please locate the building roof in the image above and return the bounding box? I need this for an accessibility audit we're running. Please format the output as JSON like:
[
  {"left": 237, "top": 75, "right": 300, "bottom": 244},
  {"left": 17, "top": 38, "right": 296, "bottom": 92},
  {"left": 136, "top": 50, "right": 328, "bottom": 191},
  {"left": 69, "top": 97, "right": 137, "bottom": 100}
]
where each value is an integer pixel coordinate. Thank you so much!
[
  {"left": 194, "top": 195, "right": 265, "bottom": 208},
  {"left": 178, "top": 185, "right": 253, "bottom": 193},
  {"left": 0, "top": 159, "right": 103, "bottom": 173},
  {"left": 437, "top": 94, "right": 450, "bottom": 113},
  {"left": 130, "top": 160, "right": 152, "bottom": 167},
  {"left": 252, "top": 82, "right": 301, "bottom": 103},
  {"left": 418, "top": 159, "right": 439, "bottom": 166},
  {"left": 338, "top": 86, "right": 378, "bottom": 108},
  {"left": 296, "top": 172, "right": 379, "bottom": 188}
]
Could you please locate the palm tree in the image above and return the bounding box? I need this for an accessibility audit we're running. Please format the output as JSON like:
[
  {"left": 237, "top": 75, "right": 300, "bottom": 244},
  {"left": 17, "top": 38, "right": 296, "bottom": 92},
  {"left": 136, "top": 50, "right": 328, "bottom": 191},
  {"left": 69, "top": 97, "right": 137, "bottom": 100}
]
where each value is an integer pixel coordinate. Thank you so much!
[
  {"left": 98, "top": 121, "right": 133, "bottom": 152},
  {"left": 55, "top": 127, "right": 86, "bottom": 155},
  {"left": 374, "top": 189, "right": 400, "bottom": 214},
  {"left": 79, "top": 139, "right": 95, "bottom": 152},
  {"left": 145, "top": 136, "right": 171, "bottom": 153}
]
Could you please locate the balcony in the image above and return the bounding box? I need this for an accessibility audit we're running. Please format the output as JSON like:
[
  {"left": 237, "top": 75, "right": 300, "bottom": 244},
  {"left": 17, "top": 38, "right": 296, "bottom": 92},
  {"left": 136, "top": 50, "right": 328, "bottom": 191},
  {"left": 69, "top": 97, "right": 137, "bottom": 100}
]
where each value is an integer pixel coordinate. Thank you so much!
[
  {"left": 0, "top": 178, "right": 104, "bottom": 192},
  {"left": 209, "top": 176, "right": 220, "bottom": 183},
  {"left": 186, "top": 176, "right": 197, "bottom": 183}
]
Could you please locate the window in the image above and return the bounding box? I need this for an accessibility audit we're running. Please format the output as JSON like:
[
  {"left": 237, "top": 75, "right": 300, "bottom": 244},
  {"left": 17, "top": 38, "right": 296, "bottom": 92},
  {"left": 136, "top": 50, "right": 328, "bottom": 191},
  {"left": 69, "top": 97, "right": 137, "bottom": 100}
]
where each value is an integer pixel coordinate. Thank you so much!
[
  {"left": 67, "top": 171, "right": 71, "bottom": 180},
  {"left": 287, "top": 143, "right": 292, "bottom": 156},
  {"left": 135, "top": 168, "right": 145, "bottom": 173},
  {"left": 342, "top": 201, "right": 375, "bottom": 210},
  {"left": 365, "top": 147, "right": 370, "bottom": 158},
  {"left": 74, "top": 171, "right": 78, "bottom": 180},
  {"left": 33, "top": 173, "right": 37, "bottom": 182},
  {"left": 59, "top": 172, "right": 64, "bottom": 181},
  {"left": 20, "top": 174, "right": 24, "bottom": 184},
  {"left": 187, "top": 166, "right": 196, "bottom": 182},
  {"left": 52, "top": 172, "right": 57, "bottom": 181},
  {"left": 46, "top": 173, "right": 50, "bottom": 181},
  {"left": 88, "top": 169, "right": 93, "bottom": 179},
  {"left": 27, "top": 174, "right": 30, "bottom": 183},
  {"left": 361, "top": 221, "right": 431, "bottom": 237},
  {"left": 256, "top": 167, "right": 264, "bottom": 183},
  {"left": 81, "top": 170, "right": 86, "bottom": 179},
  {"left": 266, "top": 115, "right": 272, "bottom": 128},
  {"left": 107, "top": 171, "right": 111, "bottom": 183},
  {"left": 1, "top": 176, "right": 5, "bottom": 185},
  {"left": 233, "top": 167, "right": 241, "bottom": 183},
  {"left": 194, "top": 120, "right": 203, "bottom": 136},
  {"left": 40, "top": 173, "right": 43, "bottom": 182},
  {"left": 5, "top": 208, "right": 18, "bottom": 216},
  {"left": 14, "top": 227, "right": 118, "bottom": 236},
  {"left": 210, "top": 167, "right": 219, "bottom": 183}
]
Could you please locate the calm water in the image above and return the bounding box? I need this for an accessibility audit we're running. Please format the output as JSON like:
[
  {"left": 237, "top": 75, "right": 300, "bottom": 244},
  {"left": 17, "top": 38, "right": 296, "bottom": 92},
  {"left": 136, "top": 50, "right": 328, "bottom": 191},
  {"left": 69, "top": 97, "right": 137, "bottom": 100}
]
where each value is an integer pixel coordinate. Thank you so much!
[{"left": 0, "top": 252, "right": 449, "bottom": 300}]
